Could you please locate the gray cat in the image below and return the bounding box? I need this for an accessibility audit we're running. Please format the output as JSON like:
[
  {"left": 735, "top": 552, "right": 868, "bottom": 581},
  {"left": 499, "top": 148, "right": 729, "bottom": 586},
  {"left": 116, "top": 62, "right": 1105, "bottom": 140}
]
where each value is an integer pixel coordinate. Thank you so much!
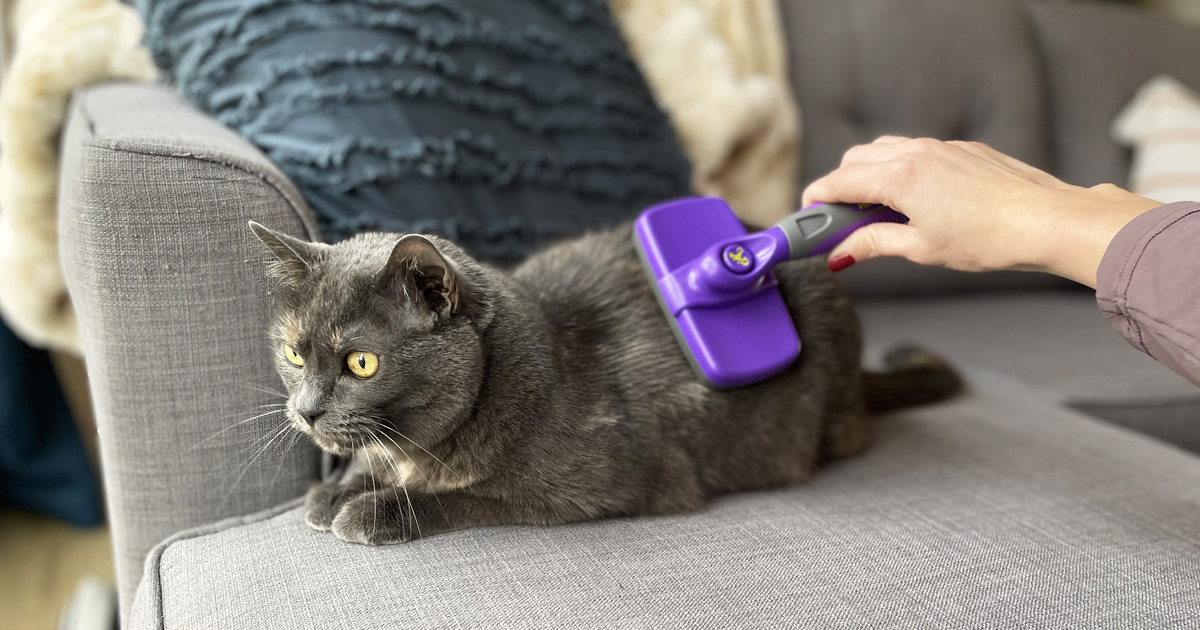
[{"left": 249, "top": 220, "right": 960, "bottom": 546}]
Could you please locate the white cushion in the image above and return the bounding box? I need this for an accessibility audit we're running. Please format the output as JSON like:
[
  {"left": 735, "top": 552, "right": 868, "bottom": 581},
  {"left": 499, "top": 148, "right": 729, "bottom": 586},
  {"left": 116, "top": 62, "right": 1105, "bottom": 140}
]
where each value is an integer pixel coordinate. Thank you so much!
[{"left": 1112, "top": 75, "right": 1200, "bottom": 203}]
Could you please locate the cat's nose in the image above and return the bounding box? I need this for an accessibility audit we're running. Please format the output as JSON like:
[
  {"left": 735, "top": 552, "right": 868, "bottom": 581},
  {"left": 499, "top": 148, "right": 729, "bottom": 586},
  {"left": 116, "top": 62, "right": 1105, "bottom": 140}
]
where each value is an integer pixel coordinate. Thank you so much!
[{"left": 299, "top": 408, "right": 325, "bottom": 427}]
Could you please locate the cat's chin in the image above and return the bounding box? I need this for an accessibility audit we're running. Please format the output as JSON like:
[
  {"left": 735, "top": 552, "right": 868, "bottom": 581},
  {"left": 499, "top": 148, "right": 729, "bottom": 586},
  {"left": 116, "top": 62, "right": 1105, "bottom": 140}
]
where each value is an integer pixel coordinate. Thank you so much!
[{"left": 307, "top": 432, "right": 357, "bottom": 457}]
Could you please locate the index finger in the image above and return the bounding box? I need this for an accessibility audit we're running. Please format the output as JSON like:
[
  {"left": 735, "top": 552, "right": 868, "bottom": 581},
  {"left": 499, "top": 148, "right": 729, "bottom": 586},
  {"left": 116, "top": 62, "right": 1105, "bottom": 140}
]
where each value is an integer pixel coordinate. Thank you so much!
[{"left": 801, "top": 161, "right": 906, "bottom": 209}]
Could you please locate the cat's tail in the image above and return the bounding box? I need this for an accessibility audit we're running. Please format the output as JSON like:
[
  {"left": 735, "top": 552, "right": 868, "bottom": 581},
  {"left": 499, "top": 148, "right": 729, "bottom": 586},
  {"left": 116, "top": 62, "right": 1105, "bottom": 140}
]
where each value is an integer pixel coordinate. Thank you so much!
[{"left": 862, "top": 346, "right": 964, "bottom": 414}]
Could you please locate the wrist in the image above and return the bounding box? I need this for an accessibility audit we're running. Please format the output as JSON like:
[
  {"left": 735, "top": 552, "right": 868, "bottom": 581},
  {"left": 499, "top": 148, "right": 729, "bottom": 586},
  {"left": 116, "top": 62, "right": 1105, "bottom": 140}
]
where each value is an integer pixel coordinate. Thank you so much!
[{"left": 1037, "top": 185, "right": 1161, "bottom": 288}]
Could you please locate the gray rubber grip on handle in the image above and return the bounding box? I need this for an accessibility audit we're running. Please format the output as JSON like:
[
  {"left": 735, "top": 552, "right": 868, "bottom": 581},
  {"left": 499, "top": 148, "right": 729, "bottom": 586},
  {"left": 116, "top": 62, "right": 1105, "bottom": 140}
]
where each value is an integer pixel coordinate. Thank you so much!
[{"left": 776, "top": 203, "right": 907, "bottom": 259}]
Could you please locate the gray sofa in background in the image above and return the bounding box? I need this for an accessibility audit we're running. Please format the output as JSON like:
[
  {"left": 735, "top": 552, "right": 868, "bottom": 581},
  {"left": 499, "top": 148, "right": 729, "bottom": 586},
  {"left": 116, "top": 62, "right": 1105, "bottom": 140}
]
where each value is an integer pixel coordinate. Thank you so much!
[{"left": 59, "top": 0, "right": 1200, "bottom": 627}]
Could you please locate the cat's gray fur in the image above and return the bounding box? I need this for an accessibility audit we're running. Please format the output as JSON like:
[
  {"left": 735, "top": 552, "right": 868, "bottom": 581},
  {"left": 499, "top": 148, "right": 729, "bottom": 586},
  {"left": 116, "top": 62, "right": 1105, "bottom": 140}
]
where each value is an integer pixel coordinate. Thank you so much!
[{"left": 249, "top": 221, "right": 961, "bottom": 545}]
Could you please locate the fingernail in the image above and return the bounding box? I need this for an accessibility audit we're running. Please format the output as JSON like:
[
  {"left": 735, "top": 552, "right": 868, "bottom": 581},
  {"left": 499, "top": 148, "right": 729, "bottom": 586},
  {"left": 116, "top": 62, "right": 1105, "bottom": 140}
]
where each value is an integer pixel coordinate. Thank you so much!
[{"left": 828, "top": 254, "right": 856, "bottom": 272}]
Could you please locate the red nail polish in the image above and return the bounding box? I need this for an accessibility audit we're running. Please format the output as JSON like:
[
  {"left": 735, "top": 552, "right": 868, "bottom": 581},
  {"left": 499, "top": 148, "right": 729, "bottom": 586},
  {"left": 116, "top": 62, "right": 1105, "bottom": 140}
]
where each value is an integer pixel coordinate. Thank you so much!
[{"left": 828, "top": 254, "right": 856, "bottom": 272}]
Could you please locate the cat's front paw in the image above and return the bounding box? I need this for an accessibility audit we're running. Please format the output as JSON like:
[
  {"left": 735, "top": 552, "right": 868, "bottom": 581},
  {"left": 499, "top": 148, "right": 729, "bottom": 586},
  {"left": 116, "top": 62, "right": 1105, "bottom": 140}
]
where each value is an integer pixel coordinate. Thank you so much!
[
  {"left": 330, "top": 491, "right": 414, "bottom": 545},
  {"left": 305, "top": 482, "right": 352, "bottom": 532}
]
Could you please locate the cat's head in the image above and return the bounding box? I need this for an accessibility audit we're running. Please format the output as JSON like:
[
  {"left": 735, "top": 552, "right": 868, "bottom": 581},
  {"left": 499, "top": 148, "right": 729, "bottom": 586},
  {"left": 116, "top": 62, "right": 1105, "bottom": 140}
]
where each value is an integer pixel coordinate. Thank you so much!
[{"left": 249, "top": 222, "right": 489, "bottom": 457}]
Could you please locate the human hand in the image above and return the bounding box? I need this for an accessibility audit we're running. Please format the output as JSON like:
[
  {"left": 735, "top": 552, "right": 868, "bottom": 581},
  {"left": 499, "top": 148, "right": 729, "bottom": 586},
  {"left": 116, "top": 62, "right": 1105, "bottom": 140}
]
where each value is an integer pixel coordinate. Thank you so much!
[{"left": 801, "top": 137, "right": 1162, "bottom": 287}]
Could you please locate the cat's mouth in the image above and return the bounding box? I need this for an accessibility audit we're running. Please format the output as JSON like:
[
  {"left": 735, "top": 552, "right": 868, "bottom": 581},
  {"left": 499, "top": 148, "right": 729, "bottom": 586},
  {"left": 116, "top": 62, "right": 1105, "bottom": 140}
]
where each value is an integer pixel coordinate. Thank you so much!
[{"left": 287, "top": 413, "right": 359, "bottom": 457}]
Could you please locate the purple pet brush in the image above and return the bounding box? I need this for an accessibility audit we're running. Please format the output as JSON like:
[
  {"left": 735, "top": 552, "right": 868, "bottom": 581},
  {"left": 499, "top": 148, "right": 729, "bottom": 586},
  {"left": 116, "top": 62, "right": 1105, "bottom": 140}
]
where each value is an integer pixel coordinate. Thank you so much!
[{"left": 634, "top": 197, "right": 908, "bottom": 388}]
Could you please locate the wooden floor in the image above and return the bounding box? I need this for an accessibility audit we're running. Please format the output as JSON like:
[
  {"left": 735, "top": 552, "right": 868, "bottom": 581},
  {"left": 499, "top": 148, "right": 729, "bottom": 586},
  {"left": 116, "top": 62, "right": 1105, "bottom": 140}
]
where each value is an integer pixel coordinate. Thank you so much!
[{"left": 0, "top": 509, "right": 114, "bottom": 630}]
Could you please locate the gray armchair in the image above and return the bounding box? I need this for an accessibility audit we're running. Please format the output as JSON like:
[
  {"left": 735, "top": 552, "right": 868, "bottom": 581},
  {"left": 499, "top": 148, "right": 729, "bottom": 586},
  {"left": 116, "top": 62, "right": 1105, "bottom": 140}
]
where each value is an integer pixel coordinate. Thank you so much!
[
  {"left": 60, "top": 1, "right": 1200, "bottom": 627},
  {"left": 59, "top": 83, "right": 322, "bottom": 615}
]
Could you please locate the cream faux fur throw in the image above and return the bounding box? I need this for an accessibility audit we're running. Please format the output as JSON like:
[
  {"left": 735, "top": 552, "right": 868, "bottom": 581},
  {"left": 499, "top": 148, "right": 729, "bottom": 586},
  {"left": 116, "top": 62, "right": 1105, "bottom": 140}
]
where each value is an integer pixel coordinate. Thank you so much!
[
  {"left": 0, "top": 0, "right": 156, "bottom": 354},
  {"left": 0, "top": 0, "right": 799, "bottom": 353},
  {"left": 609, "top": 0, "right": 801, "bottom": 227}
]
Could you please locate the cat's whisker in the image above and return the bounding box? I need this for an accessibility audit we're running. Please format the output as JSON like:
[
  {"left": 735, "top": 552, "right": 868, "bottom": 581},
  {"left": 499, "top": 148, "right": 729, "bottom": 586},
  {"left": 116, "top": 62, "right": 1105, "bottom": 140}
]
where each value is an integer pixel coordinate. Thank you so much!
[
  {"left": 231, "top": 417, "right": 295, "bottom": 454},
  {"left": 215, "top": 402, "right": 288, "bottom": 421},
  {"left": 407, "top": 480, "right": 420, "bottom": 540},
  {"left": 266, "top": 428, "right": 304, "bottom": 493},
  {"left": 397, "top": 467, "right": 421, "bottom": 540},
  {"left": 367, "top": 431, "right": 423, "bottom": 539},
  {"left": 235, "top": 383, "right": 290, "bottom": 400},
  {"left": 219, "top": 421, "right": 293, "bottom": 511},
  {"left": 382, "top": 425, "right": 456, "bottom": 475},
  {"left": 366, "top": 430, "right": 404, "bottom": 486},
  {"left": 243, "top": 422, "right": 292, "bottom": 471},
  {"left": 207, "top": 404, "right": 287, "bottom": 430},
  {"left": 376, "top": 430, "right": 446, "bottom": 520},
  {"left": 360, "top": 439, "right": 379, "bottom": 541},
  {"left": 193, "top": 408, "right": 287, "bottom": 449},
  {"left": 366, "top": 430, "right": 420, "bottom": 539}
]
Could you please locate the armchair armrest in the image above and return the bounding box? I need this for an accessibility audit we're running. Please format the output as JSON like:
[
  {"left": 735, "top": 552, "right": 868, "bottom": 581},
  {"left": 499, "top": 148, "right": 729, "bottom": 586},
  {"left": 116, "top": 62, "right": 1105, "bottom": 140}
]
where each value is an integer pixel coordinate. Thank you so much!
[{"left": 58, "top": 82, "right": 322, "bottom": 617}]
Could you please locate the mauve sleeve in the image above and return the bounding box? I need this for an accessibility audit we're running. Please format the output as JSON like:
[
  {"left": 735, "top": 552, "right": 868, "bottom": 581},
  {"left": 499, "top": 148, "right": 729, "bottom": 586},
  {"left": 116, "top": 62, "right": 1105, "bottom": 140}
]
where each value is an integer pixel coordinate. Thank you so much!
[{"left": 1096, "top": 201, "right": 1200, "bottom": 387}]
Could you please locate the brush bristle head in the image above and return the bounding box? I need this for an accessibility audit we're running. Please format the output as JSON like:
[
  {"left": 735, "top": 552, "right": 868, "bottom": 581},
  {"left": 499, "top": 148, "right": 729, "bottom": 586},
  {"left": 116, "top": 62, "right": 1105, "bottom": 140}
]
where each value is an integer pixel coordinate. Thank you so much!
[{"left": 634, "top": 197, "right": 800, "bottom": 388}]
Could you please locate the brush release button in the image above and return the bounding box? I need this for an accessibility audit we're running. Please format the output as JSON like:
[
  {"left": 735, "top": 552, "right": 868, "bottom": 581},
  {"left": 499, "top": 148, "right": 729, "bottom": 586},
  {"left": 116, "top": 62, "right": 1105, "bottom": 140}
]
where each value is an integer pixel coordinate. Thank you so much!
[{"left": 721, "top": 244, "right": 755, "bottom": 274}]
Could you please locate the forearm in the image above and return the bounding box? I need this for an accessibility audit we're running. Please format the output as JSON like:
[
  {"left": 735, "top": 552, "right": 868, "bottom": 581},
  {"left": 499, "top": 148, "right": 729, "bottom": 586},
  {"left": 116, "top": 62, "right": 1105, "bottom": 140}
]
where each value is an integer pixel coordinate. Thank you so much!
[
  {"left": 1096, "top": 201, "right": 1200, "bottom": 386},
  {"left": 804, "top": 137, "right": 1200, "bottom": 384},
  {"left": 804, "top": 138, "right": 1164, "bottom": 284}
]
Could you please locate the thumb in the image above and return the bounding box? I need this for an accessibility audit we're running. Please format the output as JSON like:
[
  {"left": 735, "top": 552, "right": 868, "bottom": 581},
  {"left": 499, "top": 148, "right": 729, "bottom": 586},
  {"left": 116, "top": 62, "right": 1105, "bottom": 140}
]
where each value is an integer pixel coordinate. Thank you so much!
[{"left": 827, "top": 222, "right": 923, "bottom": 268}]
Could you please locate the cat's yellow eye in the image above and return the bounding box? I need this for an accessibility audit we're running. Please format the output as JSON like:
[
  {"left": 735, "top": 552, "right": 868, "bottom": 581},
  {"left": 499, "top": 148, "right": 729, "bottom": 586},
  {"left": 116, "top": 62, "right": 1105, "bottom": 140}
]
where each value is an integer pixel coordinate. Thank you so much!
[
  {"left": 347, "top": 351, "right": 378, "bottom": 378},
  {"left": 283, "top": 344, "right": 304, "bottom": 367}
]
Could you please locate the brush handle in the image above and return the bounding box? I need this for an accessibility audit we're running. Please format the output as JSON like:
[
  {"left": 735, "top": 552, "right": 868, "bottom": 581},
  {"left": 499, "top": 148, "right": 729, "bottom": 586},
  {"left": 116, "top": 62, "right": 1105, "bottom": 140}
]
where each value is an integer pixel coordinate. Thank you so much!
[
  {"left": 664, "top": 200, "right": 908, "bottom": 303},
  {"left": 777, "top": 202, "right": 908, "bottom": 260}
]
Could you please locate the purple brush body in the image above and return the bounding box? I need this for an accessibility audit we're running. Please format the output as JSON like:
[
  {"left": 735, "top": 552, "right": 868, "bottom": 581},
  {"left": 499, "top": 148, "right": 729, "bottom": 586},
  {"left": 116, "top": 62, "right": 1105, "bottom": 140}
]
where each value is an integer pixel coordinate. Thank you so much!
[{"left": 634, "top": 197, "right": 907, "bottom": 388}]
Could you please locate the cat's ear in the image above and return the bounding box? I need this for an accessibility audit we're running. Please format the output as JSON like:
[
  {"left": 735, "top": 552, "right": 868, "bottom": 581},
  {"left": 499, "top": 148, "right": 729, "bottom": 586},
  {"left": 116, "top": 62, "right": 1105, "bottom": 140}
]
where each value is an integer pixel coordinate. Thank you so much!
[
  {"left": 248, "top": 221, "right": 324, "bottom": 284},
  {"left": 380, "top": 234, "right": 459, "bottom": 319}
]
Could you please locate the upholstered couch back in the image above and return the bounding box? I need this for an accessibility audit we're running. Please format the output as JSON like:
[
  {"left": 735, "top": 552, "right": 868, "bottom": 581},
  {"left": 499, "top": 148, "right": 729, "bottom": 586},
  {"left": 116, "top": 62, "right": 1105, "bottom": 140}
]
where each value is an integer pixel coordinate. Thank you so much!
[
  {"left": 779, "top": 0, "right": 1200, "bottom": 190},
  {"left": 775, "top": 0, "right": 1200, "bottom": 297},
  {"left": 780, "top": 0, "right": 1047, "bottom": 187}
]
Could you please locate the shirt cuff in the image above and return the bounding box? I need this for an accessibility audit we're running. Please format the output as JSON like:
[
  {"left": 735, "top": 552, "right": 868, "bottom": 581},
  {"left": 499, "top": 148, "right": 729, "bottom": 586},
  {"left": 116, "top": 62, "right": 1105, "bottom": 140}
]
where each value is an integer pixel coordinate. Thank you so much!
[{"left": 1096, "top": 200, "right": 1200, "bottom": 354}]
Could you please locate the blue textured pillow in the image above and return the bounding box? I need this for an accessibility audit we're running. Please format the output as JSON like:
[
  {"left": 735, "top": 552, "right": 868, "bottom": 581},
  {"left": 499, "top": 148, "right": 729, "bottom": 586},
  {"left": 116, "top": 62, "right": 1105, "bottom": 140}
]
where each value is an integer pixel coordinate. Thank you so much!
[{"left": 138, "top": 0, "right": 692, "bottom": 259}]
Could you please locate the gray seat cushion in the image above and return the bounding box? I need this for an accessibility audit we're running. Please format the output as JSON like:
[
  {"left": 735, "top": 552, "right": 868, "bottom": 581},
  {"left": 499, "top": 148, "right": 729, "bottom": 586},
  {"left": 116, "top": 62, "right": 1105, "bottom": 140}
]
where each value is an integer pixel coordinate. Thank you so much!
[
  {"left": 129, "top": 373, "right": 1200, "bottom": 628},
  {"left": 859, "top": 291, "right": 1200, "bottom": 452}
]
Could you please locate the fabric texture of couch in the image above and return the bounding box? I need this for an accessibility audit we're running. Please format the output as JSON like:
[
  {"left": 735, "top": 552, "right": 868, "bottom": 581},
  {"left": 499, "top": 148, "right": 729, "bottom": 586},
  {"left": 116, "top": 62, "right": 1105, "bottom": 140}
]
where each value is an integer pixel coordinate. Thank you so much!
[
  {"left": 858, "top": 292, "right": 1200, "bottom": 454},
  {"left": 129, "top": 373, "right": 1200, "bottom": 628},
  {"left": 781, "top": 0, "right": 1048, "bottom": 188},
  {"left": 60, "top": 83, "right": 322, "bottom": 615},
  {"left": 56, "top": 0, "right": 1200, "bottom": 626}
]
